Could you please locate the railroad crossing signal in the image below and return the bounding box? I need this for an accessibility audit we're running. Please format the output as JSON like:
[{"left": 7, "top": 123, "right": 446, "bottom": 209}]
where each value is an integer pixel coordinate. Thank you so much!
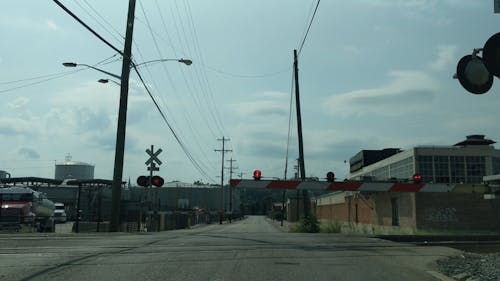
[
  {"left": 145, "top": 147, "right": 162, "bottom": 166},
  {"left": 148, "top": 163, "right": 160, "bottom": 172},
  {"left": 137, "top": 175, "right": 164, "bottom": 187}
]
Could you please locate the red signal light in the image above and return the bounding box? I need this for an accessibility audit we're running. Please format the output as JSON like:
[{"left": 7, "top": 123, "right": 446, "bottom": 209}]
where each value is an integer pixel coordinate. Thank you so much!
[
  {"left": 412, "top": 173, "right": 423, "bottom": 183},
  {"left": 151, "top": 175, "right": 164, "bottom": 187},
  {"left": 326, "top": 171, "right": 335, "bottom": 182},
  {"left": 137, "top": 175, "right": 164, "bottom": 187},
  {"left": 253, "top": 170, "right": 262, "bottom": 180}
]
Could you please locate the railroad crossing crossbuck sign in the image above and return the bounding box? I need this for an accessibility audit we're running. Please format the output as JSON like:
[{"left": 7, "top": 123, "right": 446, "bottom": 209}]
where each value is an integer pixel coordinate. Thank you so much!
[{"left": 146, "top": 146, "right": 162, "bottom": 171}]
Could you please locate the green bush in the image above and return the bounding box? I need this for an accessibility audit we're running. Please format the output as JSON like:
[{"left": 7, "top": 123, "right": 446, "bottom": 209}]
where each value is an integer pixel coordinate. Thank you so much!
[
  {"left": 320, "top": 221, "right": 342, "bottom": 233},
  {"left": 291, "top": 215, "right": 320, "bottom": 233}
]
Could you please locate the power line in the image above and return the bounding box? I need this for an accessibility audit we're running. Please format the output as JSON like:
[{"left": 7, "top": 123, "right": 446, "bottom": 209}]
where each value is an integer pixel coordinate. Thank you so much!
[
  {"left": 298, "top": 0, "right": 321, "bottom": 55},
  {"left": 0, "top": 55, "right": 120, "bottom": 94},
  {"left": 132, "top": 65, "right": 217, "bottom": 183},
  {"left": 52, "top": 0, "right": 123, "bottom": 56},
  {"left": 137, "top": 2, "right": 219, "bottom": 175},
  {"left": 74, "top": 0, "right": 124, "bottom": 45},
  {"left": 201, "top": 64, "right": 291, "bottom": 79}
]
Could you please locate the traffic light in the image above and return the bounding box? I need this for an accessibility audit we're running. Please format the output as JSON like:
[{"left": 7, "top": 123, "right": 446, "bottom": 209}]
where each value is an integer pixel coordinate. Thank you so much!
[
  {"left": 483, "top": 32, "right": 500, "bottom": 78},
  {"left": 456, "top": 54, "right": 493, "bottom": 95},
  {"left": 326, "top": 171, "right": 335, "bottom": 182},
  {"left": 136, "top": 175, "right": 164, "bottom": 187},
  {"left": 253, "top": 170, "right": 262, "bottom": 180},
  {"left": 455, "top": 32, "right": 500, "bottom": 95},
  {"left": 412, "top": 173, "right": 423, "bottom": 184}
]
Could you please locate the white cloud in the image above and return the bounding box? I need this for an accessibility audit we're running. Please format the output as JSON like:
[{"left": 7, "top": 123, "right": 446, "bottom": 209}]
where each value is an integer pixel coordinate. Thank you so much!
[
  {"left": 0, "top": 117, "right": 41, "bottom": 137},
  {"left": 323, "top": 70, "right": 439, "bottom": 117},
  {"left": 7, "top": 97, "right": 29, "bottom": 109},
  {"left": 428, "top": 45, "right": 458, "bottom": 71},
  {"left": 342, "top": 45, "right": 362, "bottom": 55},
  {"left": 46, "top": 20, "right": 58, "bottom": 31},
  {"left": 231, "top": 91, "right": 290, "bottom": 117},
  {"left": 18, "top": 147, "right": 40, "bottom": 159}
]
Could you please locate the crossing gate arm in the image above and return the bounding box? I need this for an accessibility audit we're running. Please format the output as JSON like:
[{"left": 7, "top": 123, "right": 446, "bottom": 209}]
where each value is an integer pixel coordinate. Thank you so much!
[{"left": 229, "top": 179, "right": 493, "bottom": 193}]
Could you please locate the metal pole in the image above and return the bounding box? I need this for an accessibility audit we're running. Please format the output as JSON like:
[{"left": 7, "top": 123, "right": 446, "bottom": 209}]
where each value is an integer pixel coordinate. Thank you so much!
[
  {"left": 220, "top": 137, "right": 225, "bottom": 224},
  {"left": 148, "top": 145, "right": 153, "bottom": 231},
  {"left": 293, "top": 49, "right": 309, "bottom": 218},
  {"left": 75, "top": 184, "right": 81, "bottom": 233},
  {"left": 97, "top": 185, "right": 101, "bottom": 232},
  {"left": 110, "top": 0, "right": 136, "bottom": 232}
]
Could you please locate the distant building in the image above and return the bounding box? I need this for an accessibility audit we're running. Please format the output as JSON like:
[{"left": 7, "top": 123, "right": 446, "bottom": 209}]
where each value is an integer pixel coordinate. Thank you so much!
[
  {"left": 55, "top": 161, "right": 94, "bottom": 180},
  {"left": 349, "top": 135, "right": 500, "bottom": 184}
]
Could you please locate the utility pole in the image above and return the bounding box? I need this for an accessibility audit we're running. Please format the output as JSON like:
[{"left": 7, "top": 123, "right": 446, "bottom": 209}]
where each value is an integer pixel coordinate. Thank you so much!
[
  {"left": 237, "top": 172, "right": 245, "bottom": 179},
  {"left": 293, "top": 49, "right": 309, "bottom": 218},
  {"left": 226, "top": 158, "right": 238, "bottom": 223},
  {"left": 109, "top": 0, "right": 136, "bottom": 232},
  {"left": 215, "top": 137, "right": 232, "bottom": 224}
]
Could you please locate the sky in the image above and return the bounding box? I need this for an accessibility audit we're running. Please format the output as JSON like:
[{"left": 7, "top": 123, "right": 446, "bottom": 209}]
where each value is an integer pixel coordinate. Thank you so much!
[{"left": 0, "top": 0, "right": 499, "bottom": 184}]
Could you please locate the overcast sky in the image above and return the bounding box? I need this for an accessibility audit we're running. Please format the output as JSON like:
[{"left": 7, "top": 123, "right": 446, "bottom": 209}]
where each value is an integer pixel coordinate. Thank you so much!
[{"left": 0, "top": 0, "right": 499, "bottom": 183}]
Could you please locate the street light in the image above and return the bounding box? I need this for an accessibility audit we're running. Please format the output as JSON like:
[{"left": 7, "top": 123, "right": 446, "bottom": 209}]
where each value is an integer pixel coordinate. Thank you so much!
[
  {"left": 98, "top": 78, "right": 120, "bottom": 86},
  {"left": 62, "top": 62, "right": 121, "bottom": 80}
]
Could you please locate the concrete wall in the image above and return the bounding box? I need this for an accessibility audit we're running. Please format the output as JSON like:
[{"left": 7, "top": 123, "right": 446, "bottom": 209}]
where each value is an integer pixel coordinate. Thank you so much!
[
  {"left": 415, "top": 193, "right": 500, "bottom": 233},
  {"left": 316, "top": 191, "right": 500, "bottom": 234}
]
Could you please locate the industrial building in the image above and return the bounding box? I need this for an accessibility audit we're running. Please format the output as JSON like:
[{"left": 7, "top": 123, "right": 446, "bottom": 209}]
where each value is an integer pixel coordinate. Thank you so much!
[
  {"left": 349, "top": 135, "right": 500, "bottom": 184},
  {"left": 54, "top": 160, "right": 95, "bottom": 180},
  {"left": 313, "top": 135, "right": 500, "bottom": 234}
]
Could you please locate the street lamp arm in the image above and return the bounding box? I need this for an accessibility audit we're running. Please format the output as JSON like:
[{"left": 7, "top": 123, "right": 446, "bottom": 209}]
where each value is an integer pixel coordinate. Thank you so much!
[
  {"left": 134, "top": 58, "right": 192, "bottom": 67},
  {"left": 62, "top": 62, "right": 121, "bottom": 80}
]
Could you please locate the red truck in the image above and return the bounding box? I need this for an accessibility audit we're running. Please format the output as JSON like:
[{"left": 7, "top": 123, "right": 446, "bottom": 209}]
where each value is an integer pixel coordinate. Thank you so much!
[{"left": 0, "top": 187, "right": 55, "bottom": 232}]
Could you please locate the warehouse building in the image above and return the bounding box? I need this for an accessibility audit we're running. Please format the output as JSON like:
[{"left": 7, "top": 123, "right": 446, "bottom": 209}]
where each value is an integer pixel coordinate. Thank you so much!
[{"left": 313, "top": 135, "right": 500, "bottom": 234}]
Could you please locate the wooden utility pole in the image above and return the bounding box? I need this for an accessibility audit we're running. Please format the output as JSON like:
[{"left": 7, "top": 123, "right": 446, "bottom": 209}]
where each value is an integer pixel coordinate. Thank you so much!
[
  {"left": 293, "top": 49, "right": 309, "bottom": 217},
  {"left": 215, "top": 137, "right": 232, "bottom": 224},
  {"left": 110, "top": 0, "right": 136, "bottom": 232},
  {"left": 226, "top": 158, "right": 237, "bottom": 223}
]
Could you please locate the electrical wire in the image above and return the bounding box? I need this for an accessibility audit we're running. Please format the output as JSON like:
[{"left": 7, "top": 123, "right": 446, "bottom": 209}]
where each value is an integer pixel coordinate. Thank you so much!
[
  {"left": 74, "top": 0, "right": 124, "bottom": 46},
  {"left": 81, "top": 0, "right": 125, "bottom": 40},
  {"left": 0, "top": 55, "right": 120, "bottom": 94},
  {"left": 132, "top": 65, "right": 217, "bottom": 183},
  {"left": 137, "top": 2, "right": 219, "bottom": 175},
  {"left": 298, "top": 0, "right": 321, "bottom": 55},
  {"left": 201, "top": 64, "right": 292, "bottom": 79},
  {"left": 182, "top": 0, "right": 225, "bottom": 131},
  {"left": 52, "top": 0, "right": 123, "bottom": 56}
]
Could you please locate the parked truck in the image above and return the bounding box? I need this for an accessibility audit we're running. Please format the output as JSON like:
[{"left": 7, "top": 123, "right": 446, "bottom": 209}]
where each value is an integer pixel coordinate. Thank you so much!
[{"left": 0, "top": 187, "right": 55, "bottom": 232}]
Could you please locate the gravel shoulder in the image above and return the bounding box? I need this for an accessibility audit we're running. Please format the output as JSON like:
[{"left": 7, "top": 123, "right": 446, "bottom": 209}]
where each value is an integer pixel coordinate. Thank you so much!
[{"left": 437, "top": 252, "right": 500, "bottom": 281}]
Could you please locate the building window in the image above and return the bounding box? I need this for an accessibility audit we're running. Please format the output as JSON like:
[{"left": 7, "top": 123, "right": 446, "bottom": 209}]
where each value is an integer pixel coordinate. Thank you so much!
[
  {"left": 450, "top": 156, "right": 465, "bottom": 183},
  {"left": 389, "top": 157, "right": 414, "bottom": 180},
  {"left": 466, "top": 156, "right": 485, "bottom": 183},
  {"left": 418, "top": 156, "right": 434, "bottom": 183},
  {"left": 493, "top": 157, "right": 500, "bottom": 175},
  {"left": 434, "top": 156, "right": 450, "bottom": 183},
  {"left": 372, "top": 166, "right": 389, "bottom": 181}
]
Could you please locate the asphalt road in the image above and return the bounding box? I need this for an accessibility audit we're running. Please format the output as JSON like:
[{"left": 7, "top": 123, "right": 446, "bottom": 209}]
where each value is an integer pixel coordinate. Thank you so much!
[{"left": 0, "top": 216, "right": 459, "bottom": 281}]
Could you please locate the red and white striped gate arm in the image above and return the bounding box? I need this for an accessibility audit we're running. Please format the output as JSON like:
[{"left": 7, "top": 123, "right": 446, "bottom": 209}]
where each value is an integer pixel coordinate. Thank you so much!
[{"left": 229, "top": 179, "right": 454, "bottom": 192}]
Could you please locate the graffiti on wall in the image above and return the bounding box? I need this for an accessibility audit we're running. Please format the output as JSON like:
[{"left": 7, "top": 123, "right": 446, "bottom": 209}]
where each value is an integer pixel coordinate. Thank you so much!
[{"left": 424, "top": 207, "right": 459, "bottom": 223}]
